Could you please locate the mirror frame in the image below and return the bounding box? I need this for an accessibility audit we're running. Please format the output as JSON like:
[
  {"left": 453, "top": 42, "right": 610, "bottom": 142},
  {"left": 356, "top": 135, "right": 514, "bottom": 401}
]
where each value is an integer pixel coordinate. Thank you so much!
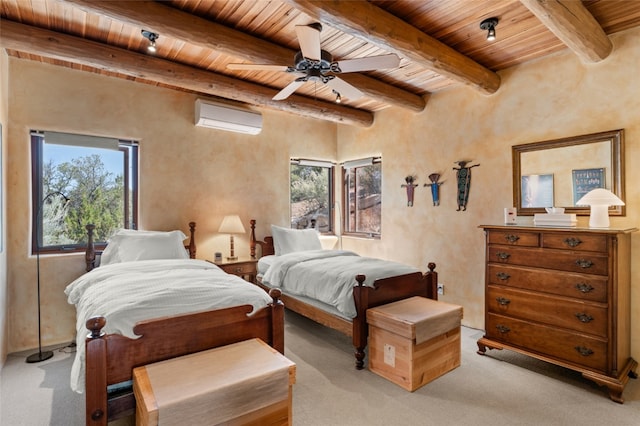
[{"left": 512, "top": 129, "right": 625, "bottom": 216}]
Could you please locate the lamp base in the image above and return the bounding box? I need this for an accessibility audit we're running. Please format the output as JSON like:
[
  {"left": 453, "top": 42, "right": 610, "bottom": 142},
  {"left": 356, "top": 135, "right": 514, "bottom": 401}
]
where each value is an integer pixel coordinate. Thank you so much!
[
  {"left": 226, "top": 256, "right": 238, "bottom": 261},
  {"left": 26, "top": 350, "right": 53, "bottom": 363},
  {"left": 588, "top": 205, "right": 611, "bottom": 228}
]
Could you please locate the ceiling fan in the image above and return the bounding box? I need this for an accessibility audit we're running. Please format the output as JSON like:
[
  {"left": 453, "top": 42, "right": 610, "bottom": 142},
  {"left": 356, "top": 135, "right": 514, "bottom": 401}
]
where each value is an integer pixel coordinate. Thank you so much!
[{"left": 227, "top": 23, "right": 401, "bottom": 101}]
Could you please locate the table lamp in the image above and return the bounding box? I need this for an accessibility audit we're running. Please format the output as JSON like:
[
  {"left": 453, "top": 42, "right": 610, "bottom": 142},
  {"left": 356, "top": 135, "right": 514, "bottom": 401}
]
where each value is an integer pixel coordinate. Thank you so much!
[
  {"left": 575, "top": 188, "right": 624, "bottom": 228},
  {"left": 218, "top": 215, "right": 246, "bottom": 260}
]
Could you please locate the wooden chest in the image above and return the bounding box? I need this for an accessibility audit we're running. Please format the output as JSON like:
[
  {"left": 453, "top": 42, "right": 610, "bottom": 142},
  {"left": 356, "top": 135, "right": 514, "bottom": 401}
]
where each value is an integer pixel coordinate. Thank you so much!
[
  {"left": 478, "top": 225, "right": 637, "bottom": 403},
  {"left": 133, "top": 338, "right": 296, "bottom": 426},
  {"left": 367, "top": 296, "right": 463, "bottom": 391}
]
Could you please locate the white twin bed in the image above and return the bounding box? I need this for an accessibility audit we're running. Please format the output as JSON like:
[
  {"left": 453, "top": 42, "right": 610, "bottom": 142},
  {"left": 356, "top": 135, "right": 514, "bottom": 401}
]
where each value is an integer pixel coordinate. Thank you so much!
[{"left": 251, "top": 222, "right": 439, "bottom": 369}]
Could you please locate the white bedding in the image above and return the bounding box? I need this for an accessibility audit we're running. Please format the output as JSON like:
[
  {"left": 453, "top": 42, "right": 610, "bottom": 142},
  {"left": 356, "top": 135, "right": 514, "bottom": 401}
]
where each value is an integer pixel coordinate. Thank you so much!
[
  {"left": 262, "top": 250, "right": 419, "bottom": 318},
  {"left": 65, "top": 259, "right": 272, "bottom": 393}
]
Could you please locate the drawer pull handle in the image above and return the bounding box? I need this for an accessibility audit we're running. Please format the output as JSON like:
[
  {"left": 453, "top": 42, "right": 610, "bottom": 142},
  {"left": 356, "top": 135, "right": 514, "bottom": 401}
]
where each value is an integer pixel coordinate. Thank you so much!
[
  {"left": 504, "top": 234, "right": 520, "bottom": 243},
  {"left": 575, "top": 346, "right": 594, "bottom": 357},
  {"left": 575, "top": 283, "right": 595, "bottom": 293},
  {"left": 575, "top": 259, "right": 593, "bottom": 269},
  {"left": 496, "top": 272, "right": 510, "bottom": 281},
  {"left": 564, "top": 237, "right": 582, "bottom": 248},
  {"left": 496, "top": 297, "right": 511, "bottom": 306},
  {"left": 496, "top": 252, "right": 511, "bottom": 261},
  {"left": 235, "top": 267, "right": 243, "bottom": 273},
  {"left": 575, "top": 313, "right": 594, "bottom": 323},
  {"left": 496, "top": 325, "right": 510, "bottom": 334}
]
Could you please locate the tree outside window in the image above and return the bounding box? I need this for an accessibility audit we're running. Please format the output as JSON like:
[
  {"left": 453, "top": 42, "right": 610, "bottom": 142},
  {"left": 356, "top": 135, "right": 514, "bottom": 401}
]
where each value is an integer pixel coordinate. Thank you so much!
[
  {"left": 344, "top": 159, "right": 381, "bottom": 237},
  {"left": 290, "top": 160, "right": 333, "bottom": 232},
  {"left": 31, "top": 132, "right": 138, "bottom": 254}
]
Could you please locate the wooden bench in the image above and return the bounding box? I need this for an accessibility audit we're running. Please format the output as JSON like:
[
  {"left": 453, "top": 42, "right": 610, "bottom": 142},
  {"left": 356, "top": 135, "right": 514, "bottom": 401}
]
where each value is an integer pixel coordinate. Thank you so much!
[{"left": 133, "top": 338, "right": 296, "bottom": 425}]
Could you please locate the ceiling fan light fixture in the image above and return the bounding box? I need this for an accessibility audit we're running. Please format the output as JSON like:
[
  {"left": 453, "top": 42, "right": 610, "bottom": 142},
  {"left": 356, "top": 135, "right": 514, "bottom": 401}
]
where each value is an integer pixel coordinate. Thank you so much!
[
  {"left": 141, "top": 29, "right": 159, "bottom": 53},
  {"left": 333, "top": 90, "right": 341, "bottom": 104},
  {"left": 480, "top": 17, "right": 499, "bottom": 42}
]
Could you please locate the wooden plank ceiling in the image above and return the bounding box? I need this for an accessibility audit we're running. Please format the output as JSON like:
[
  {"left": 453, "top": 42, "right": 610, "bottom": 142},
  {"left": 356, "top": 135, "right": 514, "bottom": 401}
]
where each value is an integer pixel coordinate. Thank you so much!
[{"left": 1, "top": 0, "right": 639, "bottom": 127}]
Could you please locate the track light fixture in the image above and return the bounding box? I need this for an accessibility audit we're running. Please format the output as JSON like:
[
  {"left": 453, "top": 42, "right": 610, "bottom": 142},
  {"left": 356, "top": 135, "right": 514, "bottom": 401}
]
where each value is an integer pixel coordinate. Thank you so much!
[
  {"left": 332, "top": 89, "right": 341, "bottom": 104},
  {"left": 480, "top": 17, "right": 499, "bottom": 42},
  {"left": 141, "top": 29, "right": 159, "bottom": 52}
]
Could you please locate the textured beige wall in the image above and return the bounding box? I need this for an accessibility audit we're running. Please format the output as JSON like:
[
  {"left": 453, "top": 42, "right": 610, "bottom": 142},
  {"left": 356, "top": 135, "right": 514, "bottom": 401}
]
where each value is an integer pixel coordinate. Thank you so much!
[
  {"left": 338, "top": 27, "right": 640, "bottom": 360},
  {"left": 1, "top": 48, "right": 8, "bottom": 365},
  {"left": 6, "top": 59, "right": 335, "bottom": 352},
  {"left": 5, "top": 26, "right": 640, "bottom": 366}
]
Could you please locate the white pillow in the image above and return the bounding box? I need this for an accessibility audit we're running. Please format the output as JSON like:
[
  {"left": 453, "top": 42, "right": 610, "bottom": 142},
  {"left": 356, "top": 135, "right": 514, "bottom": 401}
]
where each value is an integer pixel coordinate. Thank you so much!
[
  {"left": 271, "top": 225, "right": 322, "bottom": 256},
  {"left": 100, "top": 229, "right": 189, "bottom": 265}
]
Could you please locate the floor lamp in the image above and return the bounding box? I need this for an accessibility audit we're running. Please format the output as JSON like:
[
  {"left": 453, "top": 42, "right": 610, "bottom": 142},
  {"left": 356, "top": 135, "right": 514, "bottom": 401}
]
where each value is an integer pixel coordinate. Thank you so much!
[{"left": 27, "top": 191, "right": 69, "bottom": 363}]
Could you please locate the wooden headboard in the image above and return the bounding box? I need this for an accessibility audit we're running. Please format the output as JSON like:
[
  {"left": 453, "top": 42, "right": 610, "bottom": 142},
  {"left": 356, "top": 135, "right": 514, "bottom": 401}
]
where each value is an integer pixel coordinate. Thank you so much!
[
  {"left": 85, "top": 222, "right": 197, "bottom": 272},
  {"left": 250, "top": 219, "right": 274, "bottom": 258}
]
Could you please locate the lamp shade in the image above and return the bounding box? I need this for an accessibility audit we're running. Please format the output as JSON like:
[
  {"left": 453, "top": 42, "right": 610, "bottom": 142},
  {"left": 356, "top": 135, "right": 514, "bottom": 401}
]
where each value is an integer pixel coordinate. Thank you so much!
[
  {"left": 575, "top": 188, "right": 624, "bottom": 228},
  {"left": 218, "top": 215, "right": 246, "bottom": 234}
]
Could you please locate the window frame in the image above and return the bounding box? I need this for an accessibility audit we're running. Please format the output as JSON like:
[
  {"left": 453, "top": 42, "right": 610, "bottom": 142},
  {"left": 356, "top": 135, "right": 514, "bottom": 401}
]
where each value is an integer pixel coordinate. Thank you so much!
[
  {"left": 342, "top": 157, "right": 382, "bottom": 239},
  {"left": 289, "top": 158, "right": 335, "bottom": 233},
  {"left": 30, "top": 132, "right": 139, "bottom": 255}
]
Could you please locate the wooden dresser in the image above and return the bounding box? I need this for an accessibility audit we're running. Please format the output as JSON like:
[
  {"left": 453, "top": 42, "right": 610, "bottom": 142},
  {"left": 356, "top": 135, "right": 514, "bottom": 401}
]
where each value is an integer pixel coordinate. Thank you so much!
[{"left": 477, "top": 225, "right": 637, "bottom": 403}]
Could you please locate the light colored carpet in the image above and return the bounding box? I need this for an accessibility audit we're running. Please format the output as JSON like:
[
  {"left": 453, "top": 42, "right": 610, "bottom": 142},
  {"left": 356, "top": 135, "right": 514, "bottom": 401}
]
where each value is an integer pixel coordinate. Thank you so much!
[{"left": 2, "top": 310, "right": 639, "bottom": 425}]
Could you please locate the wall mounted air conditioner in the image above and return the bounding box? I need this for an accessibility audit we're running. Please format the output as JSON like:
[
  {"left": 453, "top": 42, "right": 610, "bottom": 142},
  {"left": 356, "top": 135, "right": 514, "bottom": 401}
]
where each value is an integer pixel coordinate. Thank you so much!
[{"left": 195, "top": 99, "right": 263, "bottom": 135}]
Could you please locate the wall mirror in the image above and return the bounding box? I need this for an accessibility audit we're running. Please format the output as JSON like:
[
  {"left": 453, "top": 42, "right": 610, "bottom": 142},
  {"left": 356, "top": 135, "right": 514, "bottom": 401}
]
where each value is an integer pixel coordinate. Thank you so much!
[{"left": 512, "top": 129, "right": 625, "bottom": 216}]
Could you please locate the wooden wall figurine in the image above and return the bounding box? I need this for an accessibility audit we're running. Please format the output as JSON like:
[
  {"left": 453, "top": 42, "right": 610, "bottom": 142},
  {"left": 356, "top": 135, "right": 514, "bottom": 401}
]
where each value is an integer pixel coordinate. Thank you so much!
[
  {"left": 453, "top": 161, "right": 479, "bottom": 211},
  {"left": 401, "top": 175, "right": 418, "bottom": 206},
  {"left": 424, "top": 173, "right": 443, "bottom": 206}
]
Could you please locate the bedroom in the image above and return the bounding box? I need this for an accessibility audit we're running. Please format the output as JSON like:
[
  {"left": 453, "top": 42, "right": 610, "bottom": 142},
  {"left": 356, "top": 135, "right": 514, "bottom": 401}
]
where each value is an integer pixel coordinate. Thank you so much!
[{"left": 0, "top": 0, "right": 639, "bottom": 418}]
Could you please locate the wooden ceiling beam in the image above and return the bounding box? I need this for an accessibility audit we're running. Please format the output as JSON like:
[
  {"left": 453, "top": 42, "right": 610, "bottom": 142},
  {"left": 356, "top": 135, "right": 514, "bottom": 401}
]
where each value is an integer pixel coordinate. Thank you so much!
[
  {"left": 62, "top": 0, "right": 426, "bottom": 112},
  {"left": 0, "top": 20, "right": 374, "bottom": 127},
  {"left": 520, "top": 0, "right": 612, "bottom": 63},
  {"left": 283, "top": 0, "right": 501, "bottom": 95}
]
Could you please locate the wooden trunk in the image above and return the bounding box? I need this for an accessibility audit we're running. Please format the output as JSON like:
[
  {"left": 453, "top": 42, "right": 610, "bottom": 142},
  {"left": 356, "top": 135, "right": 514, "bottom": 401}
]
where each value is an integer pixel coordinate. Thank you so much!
[
  {"left": 367, "top": 297, "right": 463, "bottom": 391},
  {"left": 133, "top": 339, "right": 295, "bottom": 426}
]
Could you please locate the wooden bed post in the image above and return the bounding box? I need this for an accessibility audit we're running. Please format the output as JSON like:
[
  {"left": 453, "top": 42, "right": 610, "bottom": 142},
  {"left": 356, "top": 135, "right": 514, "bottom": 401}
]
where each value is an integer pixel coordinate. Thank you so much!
[
  {"left": 85, "top": 224, "right": 96, "bottom": 272},
  {"left": 352, "top": 274, "right": 369, "bottom": 370},
  {"left": 269, "top": 288, "right": 285, "bottom": 353},
  {"left": 425, "top": 262, "right": 438, "bottom": 300},
  {"left": 250, "top": 219, "right": 257, "bottom": 258},
  {"left": 187, "top": 222, "right": 196, "bottom": 258},
  {"left": 85, "top": 316, "right": 108, "bottom": 426}
]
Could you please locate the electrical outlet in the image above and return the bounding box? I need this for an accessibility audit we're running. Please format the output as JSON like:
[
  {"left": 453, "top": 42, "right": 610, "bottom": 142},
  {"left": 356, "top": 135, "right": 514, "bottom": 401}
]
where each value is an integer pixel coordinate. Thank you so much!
[{"left": 437, "top": 283, "right": 444, "bottom": 295}]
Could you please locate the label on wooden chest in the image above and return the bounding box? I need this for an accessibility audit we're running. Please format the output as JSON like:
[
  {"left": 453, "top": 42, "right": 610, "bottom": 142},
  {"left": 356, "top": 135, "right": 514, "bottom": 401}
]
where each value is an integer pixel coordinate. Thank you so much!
[{"left": 384, "top": 344, "right": 396, "bottom": 367}]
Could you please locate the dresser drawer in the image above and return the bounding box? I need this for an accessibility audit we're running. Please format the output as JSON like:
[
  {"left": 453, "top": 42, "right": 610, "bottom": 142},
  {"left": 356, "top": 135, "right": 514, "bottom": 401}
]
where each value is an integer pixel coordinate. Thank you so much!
[
  {"left": 486, "top": 313, "right": 607, "bottom": 373},
  {"left": 487, "top": 230, "right": 539, "bottom": 247},
  {"left": 541, "top": 233, "right": 608, "bottom": 253},
  {"left": 487, "top": 286, "right": 607, "bottom": 337},
  {"left": 487, "top": 246, "right": 608, "bottom": 275},
  {"left": 487, "top": 264, "right": 608, "bottom": 302}
]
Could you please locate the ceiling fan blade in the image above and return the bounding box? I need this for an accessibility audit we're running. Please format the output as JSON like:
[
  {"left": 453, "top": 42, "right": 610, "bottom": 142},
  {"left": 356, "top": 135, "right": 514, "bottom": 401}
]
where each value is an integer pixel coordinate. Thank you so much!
[
  {"left": 335, "top": 53, "right": 400, "bottom": 73},
  {"left": 273, "top": 80, "right": 306, "bottom": 100},
  {"left": 227, "top": 63, "right": 289, "bottom": 72},
  {"left": 326, "top": 77, "right": 364, "bottom": 100},
  {"left": 295, "top": 24, "right": 321, "bottom": 61}
]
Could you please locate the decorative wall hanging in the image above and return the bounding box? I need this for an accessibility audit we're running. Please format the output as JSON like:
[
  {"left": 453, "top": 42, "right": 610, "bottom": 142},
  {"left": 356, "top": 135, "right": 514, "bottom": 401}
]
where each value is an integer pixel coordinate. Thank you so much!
[
  {"left": 401, "top": 175, "right": 418, "bottom": 206},
  {"left": 453, "top": 160, "right": 479, "bottom": 211},
  {"left": 424, "top": 173, "right": 443, "bottom": 206}
]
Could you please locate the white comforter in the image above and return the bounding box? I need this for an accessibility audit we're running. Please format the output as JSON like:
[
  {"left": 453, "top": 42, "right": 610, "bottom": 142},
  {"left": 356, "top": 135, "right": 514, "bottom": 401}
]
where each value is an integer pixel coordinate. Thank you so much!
[
  {"left": 262, "top": 250, "right": 419, "bottom": 318},
  {"left": 65, "top": 259, "right": 272, "bottom": 393}
]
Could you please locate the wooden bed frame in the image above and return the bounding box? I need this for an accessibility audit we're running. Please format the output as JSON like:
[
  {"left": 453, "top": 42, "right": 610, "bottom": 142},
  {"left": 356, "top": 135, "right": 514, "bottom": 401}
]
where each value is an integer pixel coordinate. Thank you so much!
[
  {"left": 249, "top": 219, "right": 437, "bottom": 370},
  {"left": 82, "top": 222, "right": 285, "bottom": 426}
]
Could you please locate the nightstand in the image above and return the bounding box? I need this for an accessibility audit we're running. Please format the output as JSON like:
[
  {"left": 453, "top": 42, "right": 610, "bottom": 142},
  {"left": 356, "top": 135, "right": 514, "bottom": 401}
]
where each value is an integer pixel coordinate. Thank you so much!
[{"left": 209, "top": 257, "right": 257, "bottom": 283}]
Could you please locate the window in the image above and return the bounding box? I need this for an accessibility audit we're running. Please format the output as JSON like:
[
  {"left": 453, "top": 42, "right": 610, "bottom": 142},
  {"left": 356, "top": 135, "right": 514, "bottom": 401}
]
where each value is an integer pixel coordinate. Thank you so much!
[
  {"left": 290, "top": 159, "right": 334, "bottom": 232},
  {"left": 343, "top": 157, "right": 382, "bottom": 237},
  {"left": 31, "top": 131, "right": 138, "bottom": 254}
]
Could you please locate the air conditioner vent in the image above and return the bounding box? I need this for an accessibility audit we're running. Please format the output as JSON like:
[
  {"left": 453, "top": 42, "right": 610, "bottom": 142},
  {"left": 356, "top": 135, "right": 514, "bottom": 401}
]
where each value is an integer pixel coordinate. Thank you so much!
[{"left": 195, "top": 99, "right": 263, "bottom": 135}]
